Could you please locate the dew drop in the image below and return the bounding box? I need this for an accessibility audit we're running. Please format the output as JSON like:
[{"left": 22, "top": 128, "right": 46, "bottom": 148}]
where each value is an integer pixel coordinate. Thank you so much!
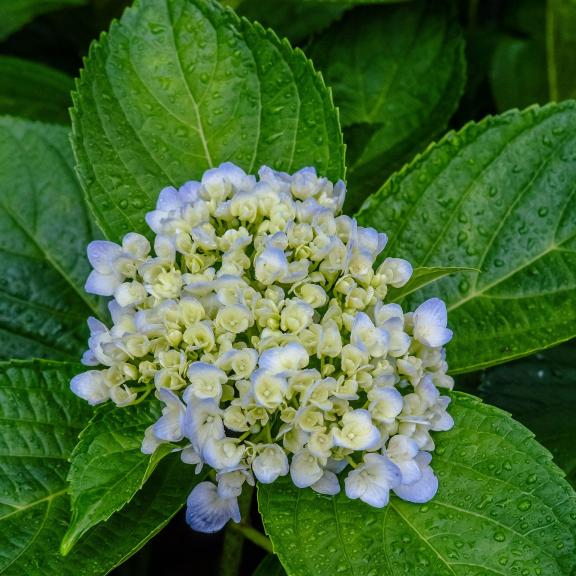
[
  {"left": 517, "top": 499, "right": 532, "bottom": 511},
  {"left": 458, "top": 279, "right": 470, "bottom": 293},
  {"left": 494, "top": 532, "right": 506, "bottom": 542},
  {"left": 498, "top": 555, "right": 509, "bottom": 566}
]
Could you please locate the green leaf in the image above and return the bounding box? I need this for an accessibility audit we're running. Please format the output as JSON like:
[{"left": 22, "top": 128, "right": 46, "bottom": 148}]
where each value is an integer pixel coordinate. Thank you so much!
[
  {"left": 386, "top": 266, "right": 476, "bottom": 304},
  {"left": 356, "top": 102, "right": 576, "bottom": 373},
  {"left": 479, "top": 343, "right": 576, "bottom": 487},
  {"left": 0, "top": 360, "right": 90, "bottom": 574},
  {"left": 61, "top": 400, "right": 168, "bottom": 555},
  {"left": 0, "top": 57, "right": 74, "bottom": 124},
  {"left": 253, "top": 555, "right": 286, "bottom": 576},
  {"left": 547, "top": 0, "right": 576, "bottom": 101},
  {"left": 0, "top": 0, "right": 87, "bottom": 41},
  {"left": 259, "top": 392, "right": 576, "bottom": 576},
  {"left": 0, "top": 360, "right": 202, "bottom": 575},
  {"left": 72, "top": 0, "right": 345, "bottom": 243},
  {"left": 233, "top": 0, "right": 348, "bottom": 44},
  {"left": 63, "top": 454, "right": 202, "bottom": 575},
  {"left": 0, "top": 116, "right": 103, "bottom": 361},
  {"left": 308, "top": 1, "right": 465, "bottom": 211}
]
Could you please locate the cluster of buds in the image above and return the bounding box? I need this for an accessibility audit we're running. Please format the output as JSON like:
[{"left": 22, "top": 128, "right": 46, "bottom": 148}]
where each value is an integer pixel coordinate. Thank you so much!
[{"left": 71, "top": 163, "right": 454, "bottom": 533}]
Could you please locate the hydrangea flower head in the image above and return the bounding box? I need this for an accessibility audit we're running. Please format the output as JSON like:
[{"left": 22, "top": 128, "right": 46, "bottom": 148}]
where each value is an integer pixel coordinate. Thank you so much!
[{"left": 72, "top": 163, "right": 454, "bottom": 533}]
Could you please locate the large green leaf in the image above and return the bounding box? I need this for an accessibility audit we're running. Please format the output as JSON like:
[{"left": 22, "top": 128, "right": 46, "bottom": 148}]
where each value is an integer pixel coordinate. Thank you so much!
[
  {"left": 0, "top": 360, "right": 201, "bottom": 575},
  {"left": 0, "top": 361, "right": 89, "bottom": 573},
  {"left": 0, "top": 57, "right": 74, "bottom": 124},
  {"left": 259, "top": 392, "right": 576, "bottom": 576},
  {"left": 356, "top": 102, "right": 576, "bottom": 373},
  {"left": 479, "top": 343, "right": 576, "bottom": 487},
  {"left": 309, "top": 1, "right": 465, "bottom": 210},
  {"left": 61, "top": 401, "right": 167, "bottom": 554},
  {"left": 72, "top": 0, "right": 345, "bottom": 242},
  {"left": 0, "top": 0, "right": 86, "bottom": 40},
  {"left": 0, "top": 117, "right": 103, "bottom": 361}
]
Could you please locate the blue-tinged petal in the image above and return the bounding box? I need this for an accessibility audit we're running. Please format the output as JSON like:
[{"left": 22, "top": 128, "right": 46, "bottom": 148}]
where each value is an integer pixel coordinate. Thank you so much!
[
  {"left": 85, "top": 270, "right": 120, "bottom": 296},
  {"left": 86, "top": 240, "right": 122, "bottom": 273},
  {"left": 186, "top": 482, "right": 240, "bottom": 533},
  {"left": 393, "top": 452, "right": 438, "bottom": 503},
  {"left": 311, "top": 470, "right": 340, "bottom": 496}
]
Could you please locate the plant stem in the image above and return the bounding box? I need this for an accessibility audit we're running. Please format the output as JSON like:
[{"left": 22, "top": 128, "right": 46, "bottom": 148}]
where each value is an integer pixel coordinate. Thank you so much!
[
  {"left": 229, "top": 523, "right": 274, "bottom": 554},
  {"left": 217, "top": 485, "right": 255, "bottom": 576}
]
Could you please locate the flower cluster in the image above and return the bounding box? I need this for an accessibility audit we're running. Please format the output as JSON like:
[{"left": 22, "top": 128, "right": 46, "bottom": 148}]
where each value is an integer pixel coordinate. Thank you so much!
[{"left": 71, "top": 163, "right": 454, "bottom": 533}]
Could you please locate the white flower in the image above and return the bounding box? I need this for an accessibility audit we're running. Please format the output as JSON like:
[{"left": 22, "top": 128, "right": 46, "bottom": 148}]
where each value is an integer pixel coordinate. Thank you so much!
[
  {"left": 280, "top": 299, "right": 314, "bottom": 333},
  {"left": 216, "top": 468, "right": 254, "bottom": 499},
  {"left": 201, "top": 162, "right": 255, "bottom": 201},
  {"left": 386, "top": 434, "right": 422, "bottom": 485},
  {"left": 251, "top": 369, "right": 287, "bottom": 410},
  {"left": 412, "top": 298, "right": 453, "bottom": 347},
  {"left": 254, "top": 246, "right": 288, "bottom": 285},
  {"left": 290, "top": 448, "right": 325, "bottom": 488},
  {"left": 377, "top": 258, "right": 413, "bottom": 288},
  {"left": 311, "top": 470, "right": 340, "bottom": 495},
  {"left": 351, "top": 313, "right": 389, "bottom": 358},
  {"left": 258, "top": 342, "right": 309, "bottom": 374},
  {"left": 185, "top": 362, "right": 227, "bottom": 401},
  {"left": 252, "top": 444, "right": 289, "bottom": 483},
  {"left": 345, "top": 453, "right": 402, "bottom": 507},
  {"left": 81, "top": 317, "right": 112, "bottom": 366},
  {"left": 70, "top": 371, "right": 109, "bottom": 405},
  {"left": 183, "top": 399, "right": 224, "bottom": 453},
  {"left": 186, "top": 481, "right": 240, "bottom": 533},
  {"left": 217, "top": 348, "right": 258, "bottom": 379},
  {"left": 368, "top": 387, "right": 404, "bottom": 424},
  {"left": 141, "top": 425, "right": 162, "bottom": 455},
  {"left": 74, "top": 163, "right": 456, "bottom": 529},
  {"left": 114, "top": 281, "right": 148, "bottom": 307},
  {"left": 202, "top": 437, "right": 245, "bottom": 470},
  {"left": 393, "top": 451, "right": 438, "bottom": 503},
  {"left": 153, "top": 388, "right": 186, "bottom": 442},
  {"left": 333, "top": 409, "right": 381, "bottom": 451},
  {"left": 85, "top": 241, "right": 123, "bottom": 296}
]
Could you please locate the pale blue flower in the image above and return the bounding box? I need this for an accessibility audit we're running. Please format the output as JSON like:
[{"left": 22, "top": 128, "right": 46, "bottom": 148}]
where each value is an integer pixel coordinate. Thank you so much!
[
  {"left": 412, "top": 298, "right": 453, "bottom": 347},
  {"left": 393, "top": 451, "right": 438, "bottom": 503},
  {"left": 345, "top": 454, "right": 402, "bottom": 508},
  {"left": 186, "top": 481, "right": 240, "bottom": 533},
  {"left": 153, "top": 388, "right": 186, "bottom": 442}
]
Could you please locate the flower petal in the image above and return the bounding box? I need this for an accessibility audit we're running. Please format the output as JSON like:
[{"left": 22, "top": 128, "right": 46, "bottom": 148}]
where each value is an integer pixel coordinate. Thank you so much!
[
  {"left": 311, "top": 470, "right": 340, "bottom": 495},
  {"left": 185, "top": 481, "right": 240, "bottom": 533},
  {"left": 85, "top": 270, "right": 121, "bottom": 296}
]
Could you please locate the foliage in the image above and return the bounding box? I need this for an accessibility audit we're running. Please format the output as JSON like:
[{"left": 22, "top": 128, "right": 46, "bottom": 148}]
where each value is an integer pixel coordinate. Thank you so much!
[
  {"left": 260, "top": 393, "right": 576, "bottom": 575},
  {"left": 357, "top": 102, "right": 576, "bottom": 374}
]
